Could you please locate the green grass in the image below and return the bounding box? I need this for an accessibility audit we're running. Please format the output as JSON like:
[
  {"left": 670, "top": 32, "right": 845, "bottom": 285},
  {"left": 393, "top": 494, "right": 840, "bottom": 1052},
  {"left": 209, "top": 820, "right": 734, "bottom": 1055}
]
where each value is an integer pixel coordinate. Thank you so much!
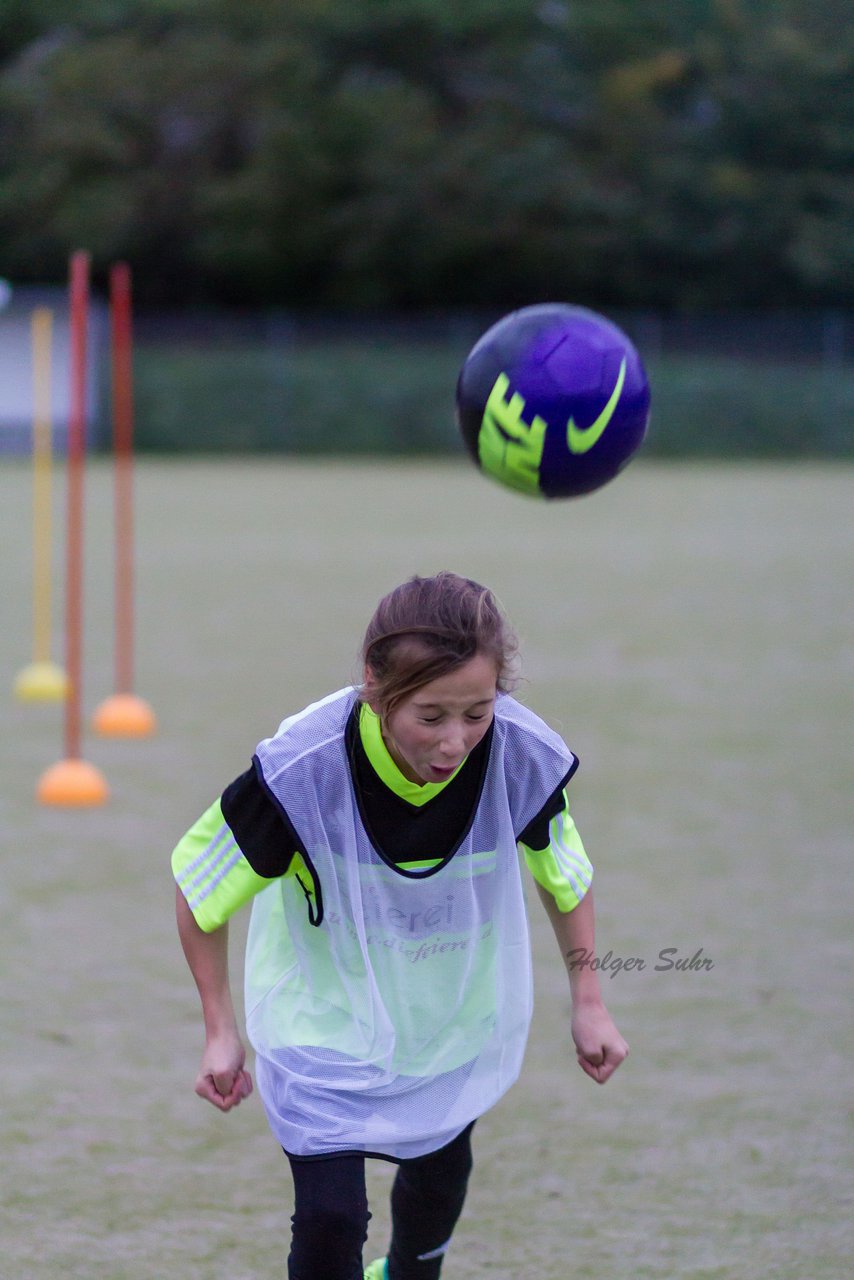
[{"left": 1, "top": 458, "right": 852, "bottom": 1278}]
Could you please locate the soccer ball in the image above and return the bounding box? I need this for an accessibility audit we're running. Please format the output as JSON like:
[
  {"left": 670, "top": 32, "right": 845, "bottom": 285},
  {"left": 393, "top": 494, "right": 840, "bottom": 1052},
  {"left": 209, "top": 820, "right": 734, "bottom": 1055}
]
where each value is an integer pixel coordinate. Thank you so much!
[{"left": 456, "top": 303, "right": 650, "bottom": 499}]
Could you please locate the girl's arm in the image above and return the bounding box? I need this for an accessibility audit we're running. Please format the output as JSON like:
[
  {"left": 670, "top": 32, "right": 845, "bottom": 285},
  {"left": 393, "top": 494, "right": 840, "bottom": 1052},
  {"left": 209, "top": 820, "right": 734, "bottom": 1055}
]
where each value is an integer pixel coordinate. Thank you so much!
[
  {"left": 175, "top": 886, "right": 253, "bottom": 1111},
  {"left": 536, "top": 883, "right": 629, "bottom": 1084}
]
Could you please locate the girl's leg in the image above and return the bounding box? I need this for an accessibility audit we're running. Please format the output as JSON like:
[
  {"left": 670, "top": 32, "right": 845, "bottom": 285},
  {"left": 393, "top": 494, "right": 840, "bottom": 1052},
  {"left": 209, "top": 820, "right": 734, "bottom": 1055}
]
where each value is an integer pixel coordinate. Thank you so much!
[
  {"left": 286, "top": 1152, "right": 370, "bottom": 1280},
  {"left": 387, "top": 1123, "right": 475, "bottom": 1280}
]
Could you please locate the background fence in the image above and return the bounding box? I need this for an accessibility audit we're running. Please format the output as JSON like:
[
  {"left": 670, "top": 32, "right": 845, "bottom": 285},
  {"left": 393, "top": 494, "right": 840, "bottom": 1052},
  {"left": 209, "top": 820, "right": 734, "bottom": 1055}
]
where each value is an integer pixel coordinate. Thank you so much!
[
  {"left": 2, "top": 302, "right": 852, "bottom": 458},
  {"left": 131, "top": 309, "right": 853, "bottom": 458}
]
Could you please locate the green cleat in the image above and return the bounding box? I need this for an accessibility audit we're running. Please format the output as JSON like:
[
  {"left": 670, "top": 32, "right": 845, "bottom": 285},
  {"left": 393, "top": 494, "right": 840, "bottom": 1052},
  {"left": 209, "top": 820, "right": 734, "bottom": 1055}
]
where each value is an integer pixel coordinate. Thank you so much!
[{"left": 364, "top": 1260, "right": 388, "bottom": 1280}]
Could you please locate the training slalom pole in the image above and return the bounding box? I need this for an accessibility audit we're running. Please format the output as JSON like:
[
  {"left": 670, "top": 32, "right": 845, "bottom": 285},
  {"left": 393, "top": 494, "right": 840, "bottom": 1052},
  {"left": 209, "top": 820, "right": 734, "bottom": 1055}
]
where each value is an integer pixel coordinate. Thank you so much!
[
  {"left": 14, "top": 307, "right": 69, "bottom": 702},
  {"left": 92, "top": 262, "right": 156, "bottom": 738},
  {"left": 37, "top": 251, "right": 109, "bottom": 807}
]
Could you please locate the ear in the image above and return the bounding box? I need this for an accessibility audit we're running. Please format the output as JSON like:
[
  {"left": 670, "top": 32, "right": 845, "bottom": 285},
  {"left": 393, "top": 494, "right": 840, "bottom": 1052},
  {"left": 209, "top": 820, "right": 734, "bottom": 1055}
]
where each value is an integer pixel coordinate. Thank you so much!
[{"left": 361, "top": 665, "right": 382, "bottom": 716}]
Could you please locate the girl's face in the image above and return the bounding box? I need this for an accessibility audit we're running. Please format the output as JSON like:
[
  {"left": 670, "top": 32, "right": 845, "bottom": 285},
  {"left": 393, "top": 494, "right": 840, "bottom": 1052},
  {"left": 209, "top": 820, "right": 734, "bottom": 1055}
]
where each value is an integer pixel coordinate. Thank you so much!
[{"left": 366, "top": 652, "right": 499, "bottom": 785}]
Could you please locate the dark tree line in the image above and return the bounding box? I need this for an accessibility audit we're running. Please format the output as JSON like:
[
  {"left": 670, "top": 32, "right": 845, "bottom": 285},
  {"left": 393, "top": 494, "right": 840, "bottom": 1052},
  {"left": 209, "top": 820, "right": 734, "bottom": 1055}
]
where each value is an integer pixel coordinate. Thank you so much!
[{"left": 0, "top": 0, "right": 851, "bottom": 308}]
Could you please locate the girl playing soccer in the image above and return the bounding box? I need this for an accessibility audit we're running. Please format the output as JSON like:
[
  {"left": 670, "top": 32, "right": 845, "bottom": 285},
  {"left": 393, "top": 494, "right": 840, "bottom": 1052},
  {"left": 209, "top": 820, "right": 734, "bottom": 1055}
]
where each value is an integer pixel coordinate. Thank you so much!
[{"left": 173, "top": 571, "right": 627, "bottom": 1279}]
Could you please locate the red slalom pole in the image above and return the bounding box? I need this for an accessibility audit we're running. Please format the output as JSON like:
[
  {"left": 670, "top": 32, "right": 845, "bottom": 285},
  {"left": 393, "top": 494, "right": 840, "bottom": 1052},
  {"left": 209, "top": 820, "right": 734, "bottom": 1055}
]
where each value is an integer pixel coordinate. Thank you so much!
[
  {"left": 37, "top": 250, "right": 108, "bottom": 806},
  {"left": 64, "top": 250, "right": 88, "bottom": 760},
  {"left": 92, "top": 262, "right": 156, "bottom": 738},
  {"left": 112, "top": 262, "right": 134, "bottom": 695}
]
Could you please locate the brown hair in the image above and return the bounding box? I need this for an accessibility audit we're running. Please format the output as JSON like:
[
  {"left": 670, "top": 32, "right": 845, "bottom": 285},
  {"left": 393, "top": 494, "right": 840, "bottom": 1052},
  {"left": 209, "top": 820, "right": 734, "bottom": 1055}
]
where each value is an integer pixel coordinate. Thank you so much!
[{"left": 360, "top": 571, "right": 519, "bottom": 717}]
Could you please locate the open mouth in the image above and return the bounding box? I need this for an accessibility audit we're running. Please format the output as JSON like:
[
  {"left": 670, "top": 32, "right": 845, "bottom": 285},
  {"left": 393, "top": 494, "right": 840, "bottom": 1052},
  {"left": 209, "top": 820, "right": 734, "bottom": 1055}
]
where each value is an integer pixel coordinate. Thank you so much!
[{"left": 429, "top": 764, "right": 458, "bottom": 779}]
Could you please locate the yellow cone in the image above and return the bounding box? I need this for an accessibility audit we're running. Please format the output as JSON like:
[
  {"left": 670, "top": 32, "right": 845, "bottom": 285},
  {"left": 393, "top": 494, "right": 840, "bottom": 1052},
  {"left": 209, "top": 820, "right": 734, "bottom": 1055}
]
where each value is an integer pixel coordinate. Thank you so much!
[{"left": 13, "top": 660, "right": 69, "bottom": 702}]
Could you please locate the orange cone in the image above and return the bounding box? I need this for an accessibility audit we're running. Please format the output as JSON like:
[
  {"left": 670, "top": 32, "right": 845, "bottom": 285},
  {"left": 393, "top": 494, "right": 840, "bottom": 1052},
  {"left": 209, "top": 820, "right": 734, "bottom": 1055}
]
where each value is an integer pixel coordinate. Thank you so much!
[
  {"left": 92, "top": 692, "right": 156, "bottom": 738},
  {"left": 37, "top": 758, "right": 109, "bottom": 807}
]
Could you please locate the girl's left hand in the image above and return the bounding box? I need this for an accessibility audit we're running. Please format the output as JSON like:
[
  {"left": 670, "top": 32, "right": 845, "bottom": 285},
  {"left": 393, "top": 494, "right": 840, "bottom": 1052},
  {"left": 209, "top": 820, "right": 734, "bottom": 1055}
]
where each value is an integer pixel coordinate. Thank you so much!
[{"left": 571, "top": 1001, "right": 629, "bottom": 1084}]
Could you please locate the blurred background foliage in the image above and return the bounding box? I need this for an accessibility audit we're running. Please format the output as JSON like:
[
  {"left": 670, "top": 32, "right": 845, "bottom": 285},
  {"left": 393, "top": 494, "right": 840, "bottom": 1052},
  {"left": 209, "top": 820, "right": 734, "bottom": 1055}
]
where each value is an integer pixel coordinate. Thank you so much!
[{"left": 1, "top": 0, "right": 851, "bottom": 310}]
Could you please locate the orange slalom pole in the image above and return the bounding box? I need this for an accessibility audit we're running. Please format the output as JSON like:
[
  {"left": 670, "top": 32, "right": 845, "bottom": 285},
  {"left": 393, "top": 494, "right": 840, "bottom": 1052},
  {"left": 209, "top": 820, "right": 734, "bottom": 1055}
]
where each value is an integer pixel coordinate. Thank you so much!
[
  {"left": 92, "top": 262, "right": 156, "bottom": 738},
  {"left": 37, "top": 251, "right": 108, "bottom": 806}
]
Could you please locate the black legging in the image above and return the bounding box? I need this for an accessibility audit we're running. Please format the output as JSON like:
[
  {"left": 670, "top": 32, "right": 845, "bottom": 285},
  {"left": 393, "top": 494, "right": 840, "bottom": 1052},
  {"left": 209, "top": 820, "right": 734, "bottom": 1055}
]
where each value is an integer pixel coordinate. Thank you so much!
[{"left": 286, "top": 1123, "right": 475, "bottom": 1280}]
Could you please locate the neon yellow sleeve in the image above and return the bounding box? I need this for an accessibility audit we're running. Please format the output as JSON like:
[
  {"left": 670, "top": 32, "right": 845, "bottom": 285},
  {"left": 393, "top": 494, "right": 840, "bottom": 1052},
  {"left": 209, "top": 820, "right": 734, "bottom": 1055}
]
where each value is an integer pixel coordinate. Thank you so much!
[
  {"left": 171, "top": 798, "right": 277, "bottom": 933},
  {"left": 521, "top": 805, "right": 593, "bottom": 913}
]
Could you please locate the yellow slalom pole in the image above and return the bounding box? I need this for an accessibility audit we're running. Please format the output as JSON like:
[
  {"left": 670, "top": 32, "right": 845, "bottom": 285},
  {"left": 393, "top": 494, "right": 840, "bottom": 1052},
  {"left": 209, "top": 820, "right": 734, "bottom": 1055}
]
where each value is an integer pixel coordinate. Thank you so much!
[
  {"left": 14, "top": 308, "right": 68, "bottom": 702},
  {"left": 32, "top": 308, "right": 55, "bottom": 664}
]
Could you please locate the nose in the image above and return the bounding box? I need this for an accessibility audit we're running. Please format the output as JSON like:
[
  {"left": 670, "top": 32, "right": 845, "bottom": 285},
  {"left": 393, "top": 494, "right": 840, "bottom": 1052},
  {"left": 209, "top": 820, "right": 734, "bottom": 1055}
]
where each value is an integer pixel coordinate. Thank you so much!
[{"left": 438, "top": 722, "right": 466, "bottom": 759}]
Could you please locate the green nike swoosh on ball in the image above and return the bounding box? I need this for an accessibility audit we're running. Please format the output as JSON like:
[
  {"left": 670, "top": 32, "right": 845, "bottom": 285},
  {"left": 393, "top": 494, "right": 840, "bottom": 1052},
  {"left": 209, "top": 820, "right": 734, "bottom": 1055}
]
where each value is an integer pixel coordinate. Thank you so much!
[{"left": 566, "top": 357, "right": 627, "bottom": 454}]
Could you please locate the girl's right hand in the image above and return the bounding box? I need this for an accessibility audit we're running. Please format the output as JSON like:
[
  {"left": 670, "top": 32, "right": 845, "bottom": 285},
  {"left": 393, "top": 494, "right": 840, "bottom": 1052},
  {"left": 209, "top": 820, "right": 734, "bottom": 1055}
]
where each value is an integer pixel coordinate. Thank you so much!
[{"left": 194, "top": 1031, "right": 254, "bottom": 1111}]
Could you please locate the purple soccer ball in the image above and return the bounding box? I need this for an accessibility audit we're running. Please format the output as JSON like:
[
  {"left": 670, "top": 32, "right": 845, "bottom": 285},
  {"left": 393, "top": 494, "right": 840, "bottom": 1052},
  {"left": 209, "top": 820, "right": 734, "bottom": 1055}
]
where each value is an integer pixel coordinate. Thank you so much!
[{"left": 456, "top": 303, "right": 650, "bottom": 499}]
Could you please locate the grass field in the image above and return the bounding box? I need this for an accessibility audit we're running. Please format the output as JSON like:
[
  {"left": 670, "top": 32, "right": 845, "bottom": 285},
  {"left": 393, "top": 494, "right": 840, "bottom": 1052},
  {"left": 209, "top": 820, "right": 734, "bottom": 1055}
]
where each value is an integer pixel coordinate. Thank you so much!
[{"left": 1, "top": 458, "right": 852, "bottom": 1279}]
